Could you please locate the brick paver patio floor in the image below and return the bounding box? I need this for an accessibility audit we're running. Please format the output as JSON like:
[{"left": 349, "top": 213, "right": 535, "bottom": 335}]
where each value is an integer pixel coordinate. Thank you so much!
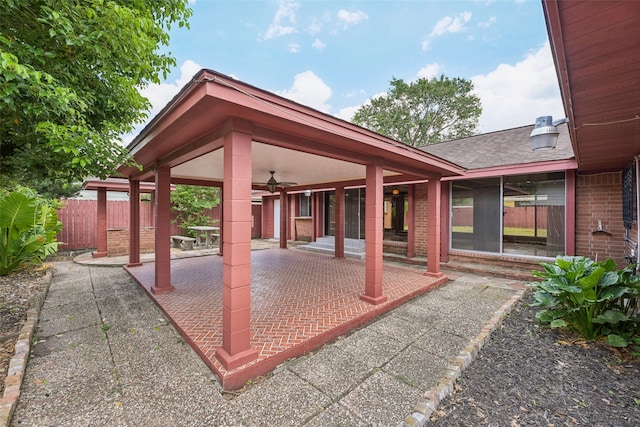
[{"left": 126, "top": 248, "right": 447, "bottom": 388}]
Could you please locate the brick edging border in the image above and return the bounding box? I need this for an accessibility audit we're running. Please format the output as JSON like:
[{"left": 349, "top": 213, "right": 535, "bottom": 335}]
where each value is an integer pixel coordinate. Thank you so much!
[
  {"left": 399, "top": 288, "right": 527, "bottom": 427},
  {"left": 0, "top": 268, "right": 53, "bottom": 427}
]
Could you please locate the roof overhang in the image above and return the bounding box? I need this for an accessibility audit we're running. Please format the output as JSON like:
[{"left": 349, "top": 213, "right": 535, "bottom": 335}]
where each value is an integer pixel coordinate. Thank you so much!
[
  {"left": 543, "top": 0, "right": 640, "bottom": 172},
  {"left": 118, "top": 69, "right": 465, "bottom": 189}
]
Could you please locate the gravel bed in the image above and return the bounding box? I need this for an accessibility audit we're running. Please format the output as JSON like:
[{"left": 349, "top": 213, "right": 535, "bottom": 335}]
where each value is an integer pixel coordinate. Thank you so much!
[
  {"left": 430, "top": 292, "right": 640, "bottom": 426},
  {"left": 0, "top": 266, "right": 49, "bottom": 395}
]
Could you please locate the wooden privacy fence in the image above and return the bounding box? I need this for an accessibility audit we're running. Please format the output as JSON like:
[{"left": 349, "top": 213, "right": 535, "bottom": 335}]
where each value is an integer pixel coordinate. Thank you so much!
[{"left": 56, "top": 199, "right": 267, "bottom": 251}]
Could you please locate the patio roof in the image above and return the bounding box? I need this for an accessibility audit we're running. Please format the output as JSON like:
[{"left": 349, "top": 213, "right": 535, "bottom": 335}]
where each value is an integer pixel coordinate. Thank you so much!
[
  {"left": 543, "top": 0, "right": 640, "bottom": 172},
  {"left": 117, "top": 69, "right": 465, "bottom": 187},
  {"left": 82, "top": 177, "right": 167, "bottom": 193}
]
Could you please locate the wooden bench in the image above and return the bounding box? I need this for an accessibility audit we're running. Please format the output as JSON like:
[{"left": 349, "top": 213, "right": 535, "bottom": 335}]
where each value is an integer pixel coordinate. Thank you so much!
[{"left": 170, "top": 235, "right": 196, "bottom": 251}]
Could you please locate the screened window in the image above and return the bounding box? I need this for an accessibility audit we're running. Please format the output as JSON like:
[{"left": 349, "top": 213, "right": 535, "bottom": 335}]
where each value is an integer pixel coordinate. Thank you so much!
[{"left": 451, "top": 173, "right": 566, "bottom": 257}]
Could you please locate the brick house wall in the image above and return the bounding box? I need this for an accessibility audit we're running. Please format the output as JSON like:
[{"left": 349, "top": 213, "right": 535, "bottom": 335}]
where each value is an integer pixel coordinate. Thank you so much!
[
  {"left": 575, "top": 172, "right": 627, "bottom": 267},
  {"left": 107, "top": 227, "right": 156, "bottom": 256},
  {"left": 413, "top": 183, "right": 429, "bottom": 258}
]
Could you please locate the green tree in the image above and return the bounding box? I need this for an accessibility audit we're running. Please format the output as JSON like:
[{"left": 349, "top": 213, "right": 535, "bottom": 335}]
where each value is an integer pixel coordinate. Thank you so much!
[
  {"left": 352, "top": 76, "right": 481, "bottom": 147},
  {"left": 171, "top": 185, "right": 220, "bottom": 235},
  {"left": 0, "top": 0, "right": 192, "bottom": 196}
]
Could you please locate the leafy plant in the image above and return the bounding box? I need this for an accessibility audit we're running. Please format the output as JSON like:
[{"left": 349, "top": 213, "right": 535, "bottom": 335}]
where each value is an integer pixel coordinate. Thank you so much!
[
  {"left": 171, "top": 185, "right": 220, "bottom": 236},
  {"left": 0, "top": 190, "right": 62, "bottom": 275},
  {"left": 530, "top": 256, "right": 640, "bottom": 346}
]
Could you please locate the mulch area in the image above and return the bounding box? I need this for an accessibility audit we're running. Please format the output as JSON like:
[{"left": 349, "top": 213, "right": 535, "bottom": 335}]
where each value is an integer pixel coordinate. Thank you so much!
[
  {"left": 430, "top": 291, "right": 640, "bottom": 426},
  {"left": 0, "top": 266, "right": 49, "bottom": 395}
]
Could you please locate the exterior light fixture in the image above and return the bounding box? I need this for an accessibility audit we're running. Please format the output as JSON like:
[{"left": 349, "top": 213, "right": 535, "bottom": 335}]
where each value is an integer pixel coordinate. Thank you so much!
[
  {"left": 392, "top": 188, "right": 400, "bottom": 195},
  {"left": 266, "top": 171, "right": 278, "bottom": 193},
  {"left": 304, "top": 189, "right": 312, "bottom": 197},
  {"left": 529, "top": 116, "right": 568, "bottom": 150}
]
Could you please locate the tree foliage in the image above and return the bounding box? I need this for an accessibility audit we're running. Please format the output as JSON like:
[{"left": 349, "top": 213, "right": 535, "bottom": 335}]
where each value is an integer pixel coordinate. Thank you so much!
[
  {"left": 171, "top": 185, "right": 220, "bottom": 236},
  {"left": 352, "top": 76, "right": 481, "bottom": 147},
  {"left": 0, "top": 0, "right": 192, "bottom": 196}
]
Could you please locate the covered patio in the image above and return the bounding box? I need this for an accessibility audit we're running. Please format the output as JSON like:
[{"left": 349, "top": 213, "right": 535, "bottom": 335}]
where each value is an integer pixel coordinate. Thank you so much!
[
  {"left": 126, "top": 247, "right": 447, "bottom": 389},
  {"left": 118, "top": 69, "right": 464, "bottom": 388}
]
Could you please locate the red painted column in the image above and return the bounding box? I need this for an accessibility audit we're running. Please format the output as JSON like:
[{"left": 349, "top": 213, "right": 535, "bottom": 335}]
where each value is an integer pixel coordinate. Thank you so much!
[
  {"left": 218, "top": 187, "right": 224, "bottom": 256},
  {"left": 216, "top": 127, "right": 258, "bottom": 371},
  {"left": 407, "top": 184, "right": 416, "bottom": 258},
  {"left": 151, "top": 165, "right": 175, "bottom": 294},
  {"left": 440, "top": 181, "right": 450, "bottom": 263},
  {"left": 426, "top": 176, "right": 444, "bottom": 278},
  {"left": 565, "top": 169, "right": 576, "bottom": 255},
  {"left": 361, "top": 162, "right": 388, "bottom": 305},
  {"left": 92, "top": 187, "right": 108, "bottom": 258},
  {"left": 261, "top": 197, "right": 273, "bottom": 239},
  {"left": 279, "top": 191, "right": 288, "bottom": 248},
  {"left": 334, "top": 186, "right": 345, "bottom": 258},
  {"left": 127, "top": 179, "right": 142, "bottom": 267}
]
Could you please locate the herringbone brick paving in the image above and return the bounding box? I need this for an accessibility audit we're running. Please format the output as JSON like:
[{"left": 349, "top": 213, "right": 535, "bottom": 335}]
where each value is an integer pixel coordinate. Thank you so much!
[{"left": 127, "top": 248, "right": 444, "bottom": 383}]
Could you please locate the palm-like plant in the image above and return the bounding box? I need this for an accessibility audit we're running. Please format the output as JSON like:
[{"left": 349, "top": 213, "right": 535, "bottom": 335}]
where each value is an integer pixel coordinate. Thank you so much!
[{"left": 0, "top": 191, "right": 61, "bottom": 275}]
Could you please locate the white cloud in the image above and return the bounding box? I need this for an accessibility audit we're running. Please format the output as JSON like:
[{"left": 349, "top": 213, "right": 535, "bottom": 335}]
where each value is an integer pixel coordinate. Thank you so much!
[
  {"left": 478, "top": 16, "right": 496, "bottom": 28},
  {"left": 308, "top": 17, "right": 321, "bottom": 34},
  {"left": 415, "top": 63, "right": 444, "bottom": 80},
  {"left": 277, "top": 71, "right": 332, "bottom": 113},
  {"left": 312, "top": 38, "right": 326, "bottom": 50},
  {"left": 472, "top": 41, "right": 564, "bottom": 133},
  {"left": 288, "top": 43, "right": 301, "bottom": 53},
  {"left": 422, "top": 11, "right": 472, "bottom": 50},
  {"left": 262, "top": 1, "right": 299, "bottom": 40},
  {"left": 430, "top": 11, "right": 472, "bottom": 37},
  {"left": 336, "top": 105, "right": 359, "bottom": 122},
  {"left": 337, "top": 9, "right": 368, "bottom": 27},
  {"left": 121, "top": 60, "right": 202, "bottom": 145}
]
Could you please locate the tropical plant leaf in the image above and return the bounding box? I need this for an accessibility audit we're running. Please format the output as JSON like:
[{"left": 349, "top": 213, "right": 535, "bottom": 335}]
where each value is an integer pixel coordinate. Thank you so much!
[
  {"left": 606, "top": 334, "right": 629, "bottom": 348},
  {"left": 593, "top": 310, "right": 629, "bottom": 325}
]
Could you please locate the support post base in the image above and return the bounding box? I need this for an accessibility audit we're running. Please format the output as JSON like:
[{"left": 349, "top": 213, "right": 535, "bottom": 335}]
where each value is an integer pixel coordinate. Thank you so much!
[
  {"left": 216, "top": 347, "right": 259, "bottom": 371},
  {"left": 151, "top": 284, "right": 175, "bottom": 294},
  {"left": 359, "top": 294, "right": 388, "bottom": 305}
]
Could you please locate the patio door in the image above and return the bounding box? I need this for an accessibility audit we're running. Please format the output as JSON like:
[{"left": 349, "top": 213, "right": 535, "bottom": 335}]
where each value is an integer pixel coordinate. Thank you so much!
[
  {"left": 324, "top": 189, "right": 365, "bottom": 239},
  {"left": 273, "top": 199, "right": 280, "bottom": 237}
]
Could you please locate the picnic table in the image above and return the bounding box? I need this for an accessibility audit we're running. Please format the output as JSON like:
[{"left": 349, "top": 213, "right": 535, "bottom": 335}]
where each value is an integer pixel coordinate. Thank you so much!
[{"left": 188, "top": 226, "right": 219, "bottom": 248}]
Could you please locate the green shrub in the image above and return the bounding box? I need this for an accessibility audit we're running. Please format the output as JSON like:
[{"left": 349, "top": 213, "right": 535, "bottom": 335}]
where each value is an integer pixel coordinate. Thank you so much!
[
  {"left": 0, "top": 190, "right": 62, "bottom": 275},
  {"left": 530, "top": 256, "right": 640, "bottom": 347},
  {"left": 170, "top": 185, "right": 220, "bottom": 236}
]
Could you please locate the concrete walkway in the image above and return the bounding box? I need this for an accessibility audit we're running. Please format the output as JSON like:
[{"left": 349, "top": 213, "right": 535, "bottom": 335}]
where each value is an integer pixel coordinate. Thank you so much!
[{"left": 11, "top": 261, "right": 524, "bottom": 426}]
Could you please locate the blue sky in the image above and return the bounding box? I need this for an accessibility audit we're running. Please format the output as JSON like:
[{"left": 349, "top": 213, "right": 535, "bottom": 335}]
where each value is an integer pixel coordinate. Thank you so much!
[{"left": 133, "top": 0, "right": 565, "bottom": 142}]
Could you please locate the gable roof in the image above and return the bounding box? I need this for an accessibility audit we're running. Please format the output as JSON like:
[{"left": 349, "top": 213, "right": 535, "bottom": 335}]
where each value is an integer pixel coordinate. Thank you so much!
[{"left": 419, "top": 122, "right": 574, "bottom": 171}]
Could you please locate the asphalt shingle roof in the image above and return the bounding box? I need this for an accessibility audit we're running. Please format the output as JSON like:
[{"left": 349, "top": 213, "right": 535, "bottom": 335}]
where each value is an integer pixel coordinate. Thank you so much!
[{"left": 419, "top": 123, "right": 574, "bottom": 170}]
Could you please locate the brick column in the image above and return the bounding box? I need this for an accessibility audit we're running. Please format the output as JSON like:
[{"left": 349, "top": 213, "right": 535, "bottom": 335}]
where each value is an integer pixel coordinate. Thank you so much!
[
  {"left": 440, "top": 181, "right": 450, "bottom": 263},
  {"left": 92, "top": 187, "right": 108, "bottom": 258},
  {"left": 216, "top": 126, "right": 258, "bottom": 371},
  {"left": 151, "top": 165, "right": 175, "bottom": 294},
  {"left": 127, "top": 179, "right": 142, "bottom": 267},
  {"left": 426, "top": 176, "right": 444, "bottom": 278},
  {"left": 407, "top": 184, "right": 416, "bottom": 258},
  {"left": 335, "top": 186, "right": 345, "bottom": 258},
  {"left": 361, "top": 162, "right": 387, "bottom": 305}
]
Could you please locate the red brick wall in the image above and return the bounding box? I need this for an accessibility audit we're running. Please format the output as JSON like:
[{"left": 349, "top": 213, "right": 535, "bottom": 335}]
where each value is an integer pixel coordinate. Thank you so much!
[
  {"left": 107, "top": 227, "right": 155, "bottom": 256},
  {"left": 294, "top": 217, "right": 312, "bottom": 241},
  {"left": 575, "top": 172, "right": 626, "bottom": 267},
  {"left": 414, "top": 183, "right": 429, "bottom": 257}
]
